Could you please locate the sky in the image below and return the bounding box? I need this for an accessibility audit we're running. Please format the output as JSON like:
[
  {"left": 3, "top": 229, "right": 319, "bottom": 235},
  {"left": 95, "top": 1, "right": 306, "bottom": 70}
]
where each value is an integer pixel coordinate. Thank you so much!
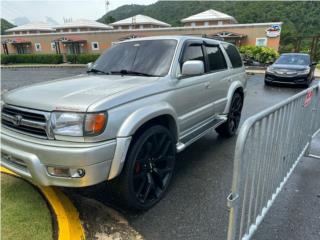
[{"left": 1, "top": 0, "right": 157, "bottom": 25}]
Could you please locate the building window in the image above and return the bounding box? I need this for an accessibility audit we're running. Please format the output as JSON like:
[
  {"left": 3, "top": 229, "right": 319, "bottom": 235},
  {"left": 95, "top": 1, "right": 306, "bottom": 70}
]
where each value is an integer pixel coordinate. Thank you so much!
[
  {"left": 256, "top": 38, "right": 267, "bottom": 46},
  {"left": 218, "top": 21, "right": 223, "bottom": 25},
  {"left": 51, "top": 42, "right": 56, "bottom": 51},
  {"left": 91, "top": 42, "right": 99, "bottom": 50},
  {"left": 191, "top": 22, "right": 196, "bottom": 27},
  {"left": 139, "top": 25, "right": 144, "bottom": 29},
  {"left": 204, "top": 21, "right": 209, "bottom": 26},
  {"left": 35, "top": 43, "right": 42, "bottom": 51}
]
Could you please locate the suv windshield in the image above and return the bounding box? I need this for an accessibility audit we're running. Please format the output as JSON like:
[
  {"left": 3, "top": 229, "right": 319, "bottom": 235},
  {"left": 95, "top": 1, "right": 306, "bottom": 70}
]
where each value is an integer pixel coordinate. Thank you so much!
[
  {"left": 275, "top": 54, "right": 310, "bottom": 66},
  {"left": 91, "top": 39, "right": 177, "bottom": 77}
]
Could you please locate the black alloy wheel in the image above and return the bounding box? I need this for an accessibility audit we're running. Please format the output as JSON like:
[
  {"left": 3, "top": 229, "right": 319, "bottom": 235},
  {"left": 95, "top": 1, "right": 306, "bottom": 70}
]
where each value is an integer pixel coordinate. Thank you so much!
[
  {"left": 114, "top": 125, "right": 176, "bottom": 211},
  {"left": 216, "top": 92, "right": 243, "bottom": 137}
]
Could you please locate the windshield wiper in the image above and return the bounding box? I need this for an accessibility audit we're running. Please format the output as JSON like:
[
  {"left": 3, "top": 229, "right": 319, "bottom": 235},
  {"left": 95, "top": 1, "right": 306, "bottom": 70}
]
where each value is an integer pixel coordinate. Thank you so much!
[
  {"left": 110, "top": 69, "right": 159, "bottom": 77},
  {"left": 87, "top": 68, "right": 110, "bottom": 74}
]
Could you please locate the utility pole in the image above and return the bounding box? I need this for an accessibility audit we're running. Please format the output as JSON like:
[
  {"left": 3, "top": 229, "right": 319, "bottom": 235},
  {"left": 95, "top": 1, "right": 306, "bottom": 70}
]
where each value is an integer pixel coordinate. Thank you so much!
[{"left": 105, "top": 0, "right": 110, "bottom": 14}]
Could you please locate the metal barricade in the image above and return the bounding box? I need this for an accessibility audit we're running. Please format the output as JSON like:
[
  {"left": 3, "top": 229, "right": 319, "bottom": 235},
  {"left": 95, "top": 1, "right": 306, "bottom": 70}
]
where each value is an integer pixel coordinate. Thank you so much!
[{"left": 227, "top": 83, "right": 320, "bottom": 240}]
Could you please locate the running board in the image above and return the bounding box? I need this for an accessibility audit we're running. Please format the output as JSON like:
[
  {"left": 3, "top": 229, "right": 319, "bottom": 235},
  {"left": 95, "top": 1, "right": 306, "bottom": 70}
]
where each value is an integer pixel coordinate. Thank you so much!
[{"left": 176, "top": 115, "right": 227, "bottom": 153}]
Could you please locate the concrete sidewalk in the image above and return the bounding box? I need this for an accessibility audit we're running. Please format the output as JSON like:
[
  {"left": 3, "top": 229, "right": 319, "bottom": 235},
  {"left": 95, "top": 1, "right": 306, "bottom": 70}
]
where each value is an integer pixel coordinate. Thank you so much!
[{"left": 254, "top": 133, "right": 320, "bottom": 240}]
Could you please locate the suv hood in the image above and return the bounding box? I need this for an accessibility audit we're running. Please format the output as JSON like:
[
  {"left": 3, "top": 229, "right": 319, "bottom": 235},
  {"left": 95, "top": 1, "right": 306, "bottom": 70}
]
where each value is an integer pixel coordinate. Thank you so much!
[
  {"left": 4, "top": 74, "right": 159, "bottom": 112},
  {"left": 272, "top": 64, "right": 309, "bottom": 71}
]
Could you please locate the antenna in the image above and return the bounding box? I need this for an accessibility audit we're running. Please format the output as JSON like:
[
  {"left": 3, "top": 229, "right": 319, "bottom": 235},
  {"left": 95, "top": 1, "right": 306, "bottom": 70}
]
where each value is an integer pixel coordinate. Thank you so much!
[{"left": 105, "top": 0, "right": 110, "bottom": 14}]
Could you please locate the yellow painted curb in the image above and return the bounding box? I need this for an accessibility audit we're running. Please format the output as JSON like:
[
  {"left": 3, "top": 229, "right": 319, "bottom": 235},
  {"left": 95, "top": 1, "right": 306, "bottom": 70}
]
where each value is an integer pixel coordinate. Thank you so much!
[{"left": 0, "top": 166, "right": 85, "bottom": 240}]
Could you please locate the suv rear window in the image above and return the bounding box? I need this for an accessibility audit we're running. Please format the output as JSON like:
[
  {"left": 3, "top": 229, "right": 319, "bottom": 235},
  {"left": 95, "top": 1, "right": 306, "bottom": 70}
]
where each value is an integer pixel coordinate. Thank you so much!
[
  {"left": 222, "top": 43, "right": 243, "bottom": 68},
  {"left": 205, "top": 46, "right": 227, "bottom": 72}
]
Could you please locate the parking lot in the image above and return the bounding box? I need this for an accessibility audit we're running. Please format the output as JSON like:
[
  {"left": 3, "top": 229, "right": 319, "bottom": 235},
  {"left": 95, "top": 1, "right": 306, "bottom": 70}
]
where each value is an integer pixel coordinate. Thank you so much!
[{"left": 2, "top": 68, "right": 320, "bottom": 240}]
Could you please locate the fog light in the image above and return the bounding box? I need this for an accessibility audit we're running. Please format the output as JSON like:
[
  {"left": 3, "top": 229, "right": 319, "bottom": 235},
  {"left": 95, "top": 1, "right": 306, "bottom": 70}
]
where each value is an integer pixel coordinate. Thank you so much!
[
  {"left": 47, "top": 167, "right": 86, "bottom": 178},
  {"left": 71, "top": 169, "right": 85, "bottom": 178},
  {"left": 47, "top": 167, "right": 70, "bottom": 177}
]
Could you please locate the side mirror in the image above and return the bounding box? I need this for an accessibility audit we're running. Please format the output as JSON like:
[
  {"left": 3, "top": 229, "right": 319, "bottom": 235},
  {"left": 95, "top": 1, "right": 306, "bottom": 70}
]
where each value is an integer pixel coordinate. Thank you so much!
[
  {"left": 181, "top": 60, "right": 204, "bottom": 76},
  {"left": 87, "top": 62, "right": 93, "bottom": 70}
]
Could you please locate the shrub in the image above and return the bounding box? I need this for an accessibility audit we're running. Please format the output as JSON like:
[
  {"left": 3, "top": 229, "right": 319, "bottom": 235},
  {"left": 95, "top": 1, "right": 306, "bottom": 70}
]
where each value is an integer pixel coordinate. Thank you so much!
[
  {"left": 239, "top": 45, "right": 280, "bottom": 64},
  {"left": 66, "top": 54, "right": 100, "bottom": 64},
  {"left": 1, "top": 54, "right": 63, "bottom": 64}
]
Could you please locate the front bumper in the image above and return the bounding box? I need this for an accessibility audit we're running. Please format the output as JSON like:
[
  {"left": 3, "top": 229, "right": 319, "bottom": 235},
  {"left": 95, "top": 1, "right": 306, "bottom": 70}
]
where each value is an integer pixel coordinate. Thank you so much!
[
  {"left": 265, "top": 73, "right": 309, "bottom": 85},
  {"left": 1, "top": 130, "right": 119, "bottom": 187}
]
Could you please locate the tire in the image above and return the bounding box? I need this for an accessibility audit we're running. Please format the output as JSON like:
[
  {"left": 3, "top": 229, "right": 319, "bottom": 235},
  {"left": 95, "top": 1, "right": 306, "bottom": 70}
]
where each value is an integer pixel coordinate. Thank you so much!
[
  {"left": 110, "top": 125, "right": 176, "bottom": 211},
  {"left": 216, "top": 92, "right": 243, "bottom": 137}
]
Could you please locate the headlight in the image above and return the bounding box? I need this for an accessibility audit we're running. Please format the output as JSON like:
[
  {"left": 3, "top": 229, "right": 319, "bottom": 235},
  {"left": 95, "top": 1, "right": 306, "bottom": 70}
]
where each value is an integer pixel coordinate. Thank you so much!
[
  {"left": 51, "top": 112, "right": 107, "bottom": 137},
  {"left": 297, "top": 67, "right": 310, "bottom": 75},
  {"left": 266, "top": 66, "right": 275, "bottom": 74}
]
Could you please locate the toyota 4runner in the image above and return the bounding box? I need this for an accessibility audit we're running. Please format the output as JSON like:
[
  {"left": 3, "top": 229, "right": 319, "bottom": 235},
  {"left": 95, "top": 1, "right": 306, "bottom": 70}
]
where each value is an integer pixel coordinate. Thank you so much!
[{"left": 1, "top": 36, "right": 247, "bottom": 210}]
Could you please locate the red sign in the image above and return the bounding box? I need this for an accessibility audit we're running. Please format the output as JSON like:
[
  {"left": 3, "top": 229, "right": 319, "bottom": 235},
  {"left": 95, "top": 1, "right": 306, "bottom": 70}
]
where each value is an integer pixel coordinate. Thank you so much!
[{"left": 304, "top": 90, "right": 313, "bottom": 107}]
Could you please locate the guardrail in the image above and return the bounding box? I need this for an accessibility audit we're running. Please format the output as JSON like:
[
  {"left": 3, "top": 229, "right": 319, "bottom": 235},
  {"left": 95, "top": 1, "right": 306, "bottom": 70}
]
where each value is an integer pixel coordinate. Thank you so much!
[{"left": 227, "top": 83, "right": 320, "bottom": 240}]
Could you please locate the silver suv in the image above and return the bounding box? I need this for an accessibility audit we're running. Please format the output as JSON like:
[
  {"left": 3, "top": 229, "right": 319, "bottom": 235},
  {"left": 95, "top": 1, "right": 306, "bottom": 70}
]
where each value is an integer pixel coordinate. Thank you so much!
[{"left": 1, "top": 36, "right": 247, "bottom": 210}]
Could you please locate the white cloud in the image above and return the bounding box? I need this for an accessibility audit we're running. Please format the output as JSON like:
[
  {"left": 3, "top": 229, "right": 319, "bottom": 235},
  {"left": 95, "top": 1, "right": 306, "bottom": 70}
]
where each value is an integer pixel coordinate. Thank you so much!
[{"left": 1, "top": 0, "right": 157, "bottom": 24}]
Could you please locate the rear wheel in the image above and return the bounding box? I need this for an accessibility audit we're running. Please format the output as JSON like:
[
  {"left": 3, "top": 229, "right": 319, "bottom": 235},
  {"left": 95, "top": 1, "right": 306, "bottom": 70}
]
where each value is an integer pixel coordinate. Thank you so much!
[
  {"left": 111, "top": 125, "right": 176, "bottom": 211},
  {"left": 216, "top": 92, "right": 243, "bottom": 137}
]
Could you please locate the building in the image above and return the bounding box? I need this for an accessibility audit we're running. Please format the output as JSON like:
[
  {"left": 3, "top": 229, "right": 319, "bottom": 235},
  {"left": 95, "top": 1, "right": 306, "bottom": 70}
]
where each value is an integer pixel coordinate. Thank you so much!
[
  {"left": 5, "top": 22, "right": 55, "bottom": 35},
  {"left": 110, "top": 14, "right": 171, "bottom": 30},
  {"left": 1, "top": 11, "right": 282, "bottom": 56},
  {"left": 54, "top": 19, "right": 113, "bottom": 33},
  {"left": 181, "top": 9, "right": 237, "bottom": 27},
  {"left": 2, "top": 20, "right": 113, "bottom": 55}
]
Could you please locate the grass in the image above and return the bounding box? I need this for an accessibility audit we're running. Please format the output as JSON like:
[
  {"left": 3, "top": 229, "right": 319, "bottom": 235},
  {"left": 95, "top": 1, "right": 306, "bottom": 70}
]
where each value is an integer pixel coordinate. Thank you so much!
[
  {"left": 317, "top": 64, "right": 320, "bottom": 70},
  {"left": 1, "top": 174, "right": 53, "bottom": 240}
]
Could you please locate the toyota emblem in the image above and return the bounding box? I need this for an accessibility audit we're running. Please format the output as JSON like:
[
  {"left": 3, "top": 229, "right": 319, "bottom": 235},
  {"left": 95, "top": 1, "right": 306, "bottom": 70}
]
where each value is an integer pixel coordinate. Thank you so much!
[{"left": 12, "top": 114, "right": 23, "bottom": 126}]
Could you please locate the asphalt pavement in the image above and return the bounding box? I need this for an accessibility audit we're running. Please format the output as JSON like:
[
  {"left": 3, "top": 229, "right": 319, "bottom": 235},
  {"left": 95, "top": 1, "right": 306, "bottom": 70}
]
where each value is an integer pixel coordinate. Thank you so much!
[{"left": 1, "top": 67, "right": 319, "bottom": 240}]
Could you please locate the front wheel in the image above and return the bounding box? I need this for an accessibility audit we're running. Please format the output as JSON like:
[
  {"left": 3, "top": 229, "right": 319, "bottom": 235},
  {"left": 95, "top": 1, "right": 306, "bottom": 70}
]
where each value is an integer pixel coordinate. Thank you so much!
[
  {"left": 216, "top": 92, "right": 243, "bottom": 137},
  {"left": 111, "top": 125, "right": 176, "bottom": 211}
]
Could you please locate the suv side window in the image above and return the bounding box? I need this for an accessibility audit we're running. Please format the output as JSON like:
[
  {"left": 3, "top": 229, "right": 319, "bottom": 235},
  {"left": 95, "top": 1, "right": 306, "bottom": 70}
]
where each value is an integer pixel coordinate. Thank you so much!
[
  {"left": 182, "top": 44, "right": 205, "bottom": 63},
  {"left": 222, "top": 43, "right": 243, "bottom": 68},
  {"left": 205, "top": 45, "right": 227, "bottom": 72}
]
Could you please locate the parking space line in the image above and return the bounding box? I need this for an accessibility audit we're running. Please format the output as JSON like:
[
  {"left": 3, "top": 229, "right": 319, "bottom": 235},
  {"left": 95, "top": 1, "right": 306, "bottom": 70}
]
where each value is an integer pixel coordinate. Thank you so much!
[{"left": 0, "top": 166, "right": 85, "bottom": 240}]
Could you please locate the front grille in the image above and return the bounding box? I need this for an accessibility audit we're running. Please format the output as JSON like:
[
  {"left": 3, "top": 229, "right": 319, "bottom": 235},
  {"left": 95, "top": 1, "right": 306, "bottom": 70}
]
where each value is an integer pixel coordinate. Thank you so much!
[
  {"left": 265, "top": 74, "right": 306, "bottom": 83},
  {"left": 1, "top": 105, "right": 48, "bottom": 138}
]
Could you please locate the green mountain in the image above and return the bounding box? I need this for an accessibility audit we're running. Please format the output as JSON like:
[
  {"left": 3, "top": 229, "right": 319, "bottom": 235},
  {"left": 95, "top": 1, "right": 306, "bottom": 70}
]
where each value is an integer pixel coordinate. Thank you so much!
[
  {"left": 98, "top": 1, "right": 320, "bottom": 53},
  {"left": 1, "top": 18, "right": 15, "bottom": 35}
]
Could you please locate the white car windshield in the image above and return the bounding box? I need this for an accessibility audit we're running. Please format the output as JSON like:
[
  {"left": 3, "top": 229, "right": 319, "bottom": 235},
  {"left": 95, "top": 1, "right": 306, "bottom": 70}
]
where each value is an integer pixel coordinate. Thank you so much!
[{"left": 275, "top": 54, "right": 310, "bottom": 66}]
